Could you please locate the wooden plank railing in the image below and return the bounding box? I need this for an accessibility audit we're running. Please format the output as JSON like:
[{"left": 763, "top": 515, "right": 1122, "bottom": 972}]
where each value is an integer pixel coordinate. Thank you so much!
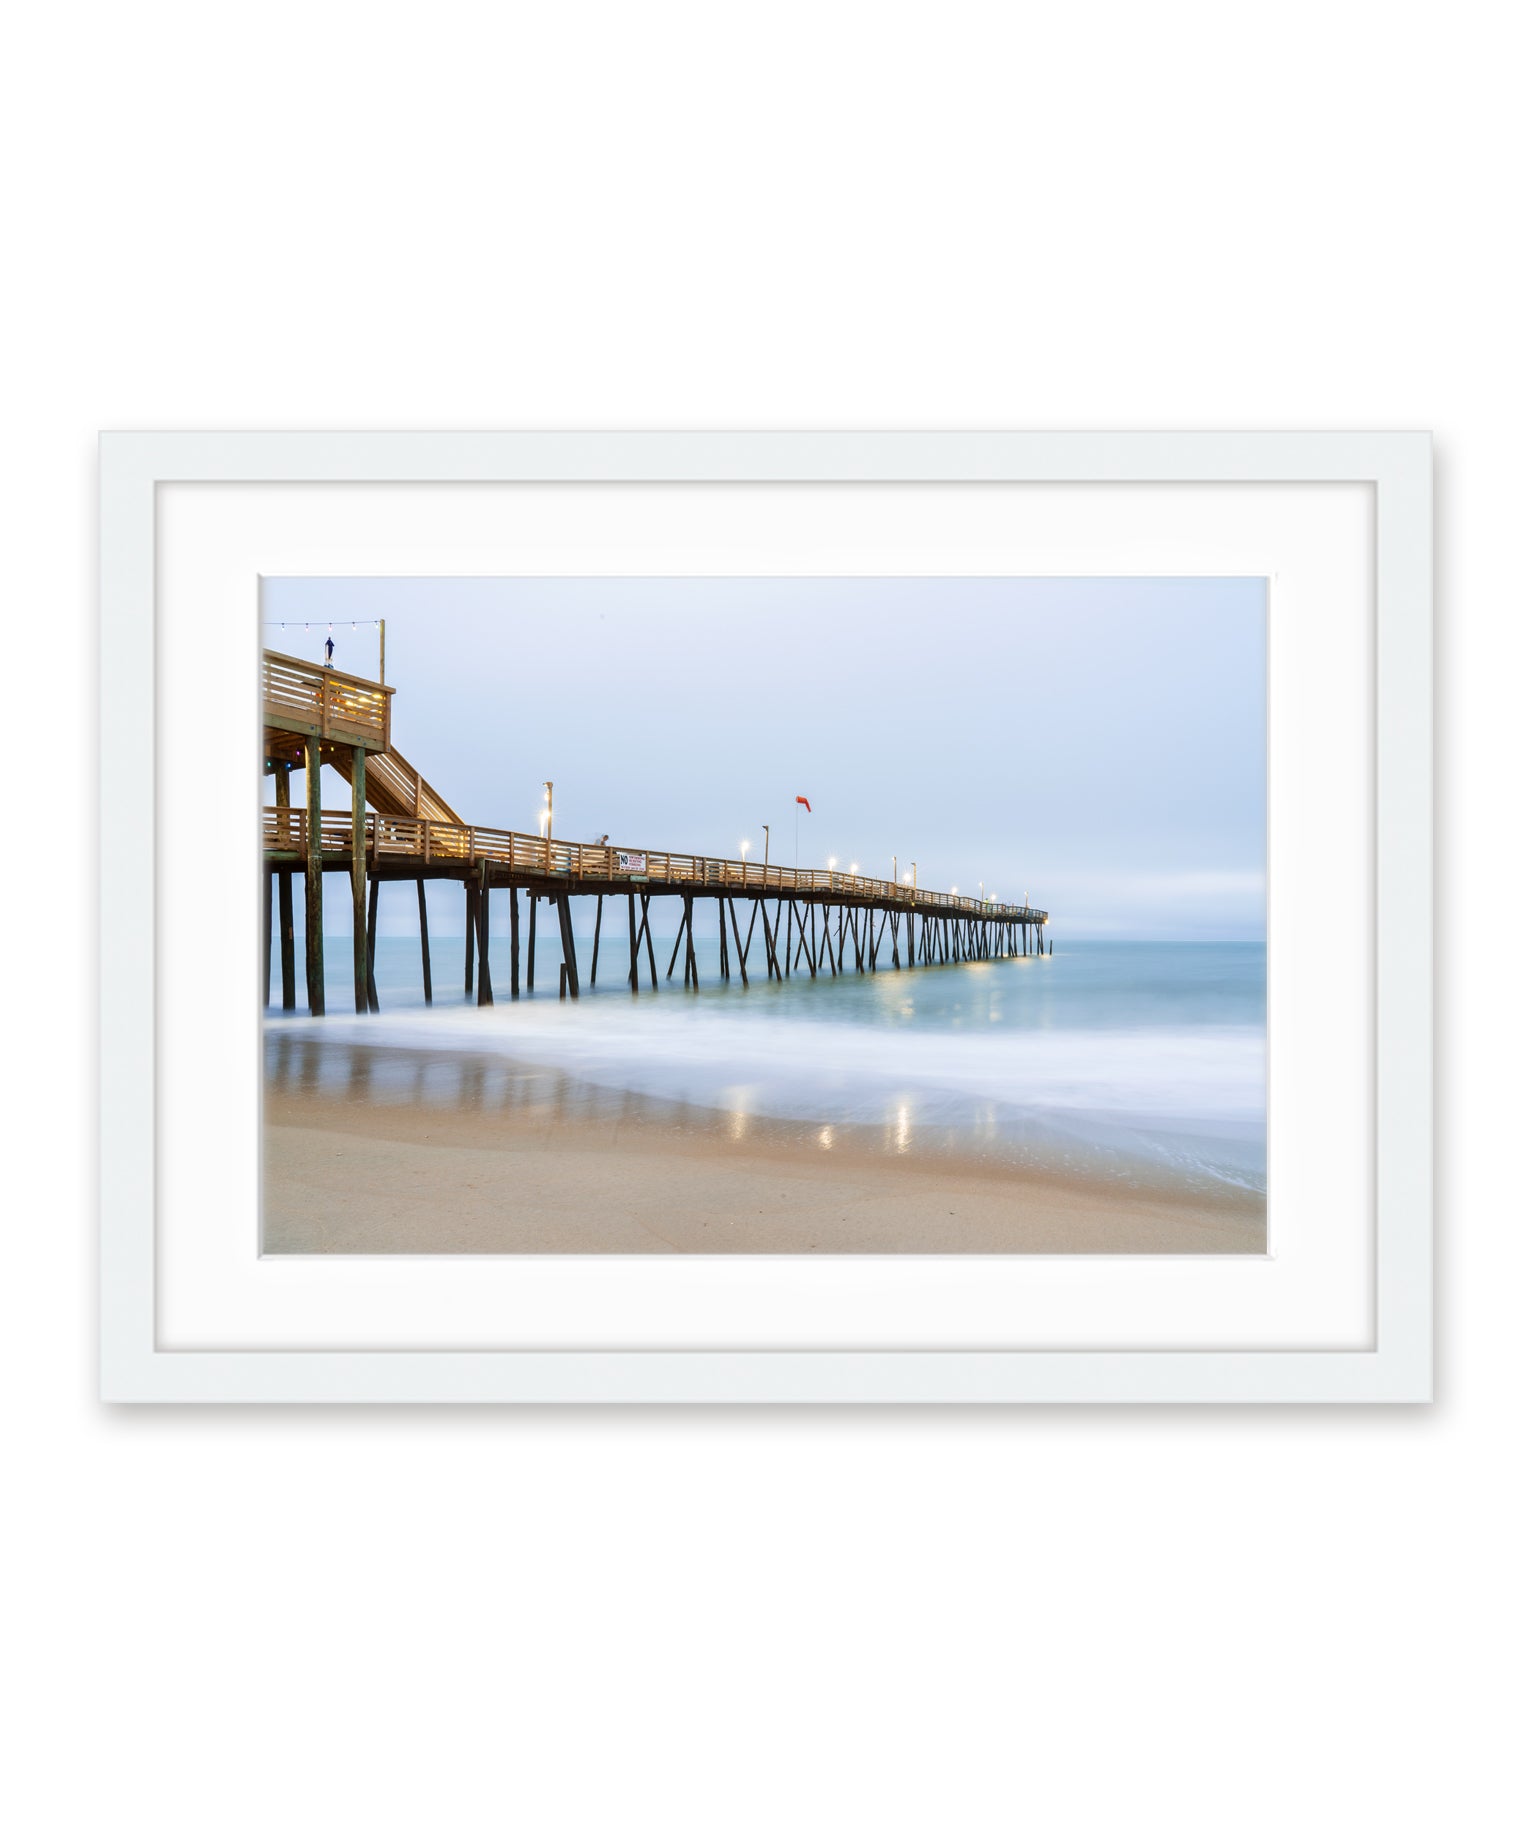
[
  {"left": 263, "top": 809, "right": 1047, "bottom": 921},
  {"left": 262, "top": 650, "right": 391, "bottom": 752}
]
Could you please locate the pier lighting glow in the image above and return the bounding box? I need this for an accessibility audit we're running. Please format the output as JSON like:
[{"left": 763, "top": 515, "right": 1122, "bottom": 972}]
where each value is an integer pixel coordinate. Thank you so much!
[
  {"left": 850, "top": 862, "right": 859, "bottom": 875},
  {"left": 828, "top": 857, "right": 837, "bottom": 870},
  {"left": 740, "top": 840, "right": 750, "bottom": 858}
]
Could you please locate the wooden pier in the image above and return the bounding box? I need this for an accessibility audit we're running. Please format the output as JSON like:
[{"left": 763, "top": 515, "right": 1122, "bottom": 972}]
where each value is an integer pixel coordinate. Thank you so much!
[{"left": 261, "top": 648, "right": 1049, "bottom": 1014}]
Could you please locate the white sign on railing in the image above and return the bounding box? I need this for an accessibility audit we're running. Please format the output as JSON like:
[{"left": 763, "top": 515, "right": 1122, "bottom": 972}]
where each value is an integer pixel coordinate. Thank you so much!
[{"left": 616, "top": 851, "right": 648, "bottom": 874}]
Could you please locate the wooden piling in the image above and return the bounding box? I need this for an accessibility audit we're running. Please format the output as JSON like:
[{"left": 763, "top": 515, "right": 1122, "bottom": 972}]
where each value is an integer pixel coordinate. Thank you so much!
[
  {"left": 476, "top": 860, "right": 493, "bottom": 1006},
  {"left": 303, "top": 736, "right": 324, "bottom": 1016},
  {"left": 351, "top": 745, "right": 369, "bottom": 1014},
  {"left": 526, "top": 891, "right": 538, "bottom": 993},
  {"left": 263, "top": 871, "right": 272, "bottom": 1005},
  {"left": 508, "top": 885, "right": 520, "bottom": 998},
  {"left": 464, "top": 884, "right": 475, "bottom": 995},
  {"left": 683, "top": 893, "right": 698, "bottom": 989},
  {"left": 278, "top": 871, "right": 296, "bottom": 1009},
  {"left": 417, "top": 878, "right": 433, "bottom": 1003},
  {"left": 274, "top": 764, "right": 296, "bottom": 1010},
  {"left": 640, "top": 895, "right": 659, "bottom": 989},
  {"left": 793, "top": 901, "right": 816, "bottom": 978},
  {"left": 764, "top": 901, "right": 783, "bottom": 980},
  {"left": 666, "top": 906, "right": 688, "bottom": 979},
  {"left": 590, "top": 894, "right": 603, "bottom": 987},
  {"left": 556, "top": 893, "right": 580, "bottom": 998},
  {"left": 366, "top": 873, "right": 381, "bottom": 1011},
  {"left": 728, "top": 897, "right": 749, "bottom": 986},
  {"left": 627, "top": 894, "right": 639, "bottom": 992}
]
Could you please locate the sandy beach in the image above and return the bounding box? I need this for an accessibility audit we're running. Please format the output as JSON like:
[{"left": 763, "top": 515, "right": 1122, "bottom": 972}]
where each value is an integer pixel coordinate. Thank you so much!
[{"left": 263, "top": 1075, "right": 1266, "bottom": 1256}]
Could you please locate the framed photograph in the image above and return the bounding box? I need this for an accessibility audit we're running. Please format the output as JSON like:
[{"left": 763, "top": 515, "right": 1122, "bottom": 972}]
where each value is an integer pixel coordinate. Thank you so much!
[{"left": 100, "top": 431, "right": 1431, "bottom": 1402}]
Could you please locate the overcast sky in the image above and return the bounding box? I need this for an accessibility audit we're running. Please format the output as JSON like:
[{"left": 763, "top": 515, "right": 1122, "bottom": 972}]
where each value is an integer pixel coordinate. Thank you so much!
[{"left": 262, "top": 576, "right": 1266, "bottom": 940}]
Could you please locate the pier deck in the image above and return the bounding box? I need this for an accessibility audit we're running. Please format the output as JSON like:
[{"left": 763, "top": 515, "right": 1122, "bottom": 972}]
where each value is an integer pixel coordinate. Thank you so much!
[{"left": 261, "top": 648, "right": 1048, "bottom": 1014}]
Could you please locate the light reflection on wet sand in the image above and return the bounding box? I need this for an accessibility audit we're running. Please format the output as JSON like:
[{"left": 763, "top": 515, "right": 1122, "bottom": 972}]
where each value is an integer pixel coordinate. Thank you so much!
[{"left": 264, "top": 1029, "right": 1255, "bottom": 1200}]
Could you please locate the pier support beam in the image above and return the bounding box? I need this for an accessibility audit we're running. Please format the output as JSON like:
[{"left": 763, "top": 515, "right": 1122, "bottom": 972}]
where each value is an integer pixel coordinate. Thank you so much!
[
  {"left": 728, "top": 897, "right": 749, "bottom": 986},
  {"left": 464, "top": 884, "right": 475, "bottom": 994},
  {"left": 627, "top": 894, "right": 639, "bottom": 992},
  {"left": 590, "top": 895, "right": 603, "bottom": 987},
  {"left": 366, "top": 873, "right": 380, "bottom": 1011},
  {"left": 303, "top": 737, "right": 324, "bottom": 1016},
  {"left": 274, "top": 765, "right": 296, "bottom": 1009},
  {"left": 351, "top": 745, "right": 369, "bottom": 1014},
  {"left": 476, "top": 859, "right": 494, "bottom": 1006},
  {"left": 556, "top": 893, "right": 580, "bottom": 999},
  {"left": 277, "top": 871, "right": 296, "bottom": 1009},
  {"left": 508, "top": 886, "right": 520, "bottom": 997},
  {"left": 792, "top": 901, "right": 816, "bottom": 978},
  {"left": 417, "top": 878, "right": 433, "bottom": 1003},
  {"left": 683, "top": 893, "right": 698, "bottom": 989},
  {"left": 640, "top": 895, "right": 659, "bottom": 989},
  {"left": 526, "top": 892, "right": 538, "bottom": 993},
  {"left": 667, "top": 905, "right": 688, "bottom": 980}
]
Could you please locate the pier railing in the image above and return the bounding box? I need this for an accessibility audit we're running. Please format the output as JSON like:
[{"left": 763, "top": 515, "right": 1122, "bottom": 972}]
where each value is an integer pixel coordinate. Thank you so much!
[
  {"left": 262, "top": 650, "right": 392, "bottom": 753},
  {"left": 263, "top": 808, "right": 1045, "bottom": 921}
]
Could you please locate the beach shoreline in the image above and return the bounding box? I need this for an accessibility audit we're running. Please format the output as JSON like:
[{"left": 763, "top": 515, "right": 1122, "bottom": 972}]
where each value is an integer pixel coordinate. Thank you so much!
[{"left": 263, "top": 1076, "right": 1266, "bottom": 1257}]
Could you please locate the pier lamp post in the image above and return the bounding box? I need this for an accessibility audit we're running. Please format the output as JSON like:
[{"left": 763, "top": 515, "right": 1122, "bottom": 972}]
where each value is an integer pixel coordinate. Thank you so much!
[
  {"left": 762, "top": 825, "right": 770, "bottom": 879},
  {"left": 911, "top": 861, "right": 917, "bottom": 900},
  {"left": 540, "top": 782, "right": 554, "bottom": 872}
]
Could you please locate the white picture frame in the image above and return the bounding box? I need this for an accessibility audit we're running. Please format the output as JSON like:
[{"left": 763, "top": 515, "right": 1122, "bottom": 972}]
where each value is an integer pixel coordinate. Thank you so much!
[{"left": 100, "top": 431, "right": 1431, "bottom": 1403}]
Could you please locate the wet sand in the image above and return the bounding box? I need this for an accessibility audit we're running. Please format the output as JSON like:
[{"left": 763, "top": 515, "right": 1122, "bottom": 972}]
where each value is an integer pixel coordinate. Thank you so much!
[{"left": 263, "top": 1080, "right": 1267, "bottom": 1257}]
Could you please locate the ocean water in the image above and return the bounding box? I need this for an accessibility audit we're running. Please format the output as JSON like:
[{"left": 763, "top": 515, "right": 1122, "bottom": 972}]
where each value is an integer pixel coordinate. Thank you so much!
[{"left": 264, "top": 929, "right": 1266, "bottom": 1200}]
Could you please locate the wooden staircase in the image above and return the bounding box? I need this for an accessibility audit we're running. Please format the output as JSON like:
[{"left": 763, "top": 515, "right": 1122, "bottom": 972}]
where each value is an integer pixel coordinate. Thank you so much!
[{"left": 356, "top": 743, "right": 464, "bottom": 825}]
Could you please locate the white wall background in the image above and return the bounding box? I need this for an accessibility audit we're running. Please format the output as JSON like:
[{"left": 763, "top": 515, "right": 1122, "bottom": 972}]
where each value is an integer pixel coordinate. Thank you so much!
[{"left": 5, "top": 4, "right": 1528, "bottom": 1841}]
